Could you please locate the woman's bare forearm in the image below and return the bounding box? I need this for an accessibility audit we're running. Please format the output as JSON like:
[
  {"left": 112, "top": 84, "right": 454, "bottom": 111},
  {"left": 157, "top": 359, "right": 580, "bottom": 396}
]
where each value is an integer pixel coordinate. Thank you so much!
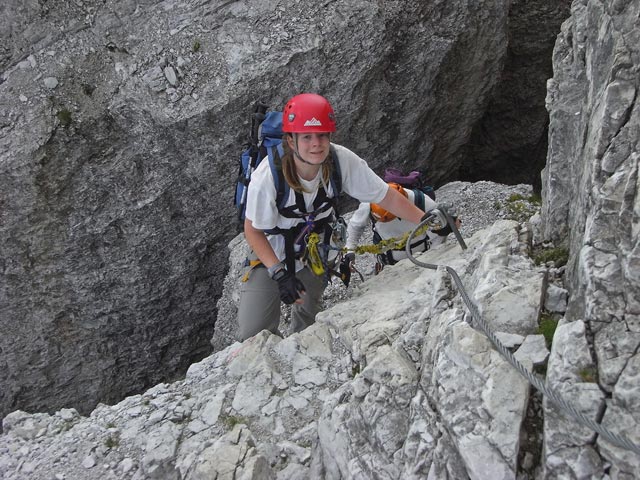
[{"left": 244, "top": 218, "right": 281, "bottom": 268}]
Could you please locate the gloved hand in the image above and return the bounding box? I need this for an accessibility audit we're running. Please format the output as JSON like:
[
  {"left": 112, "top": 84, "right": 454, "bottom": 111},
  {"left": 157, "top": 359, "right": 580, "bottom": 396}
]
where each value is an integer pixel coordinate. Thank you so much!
[
  {"left": 432, "top": 213, "right": 461, "bottom": 237},
  {"left": 272, "top": 268, "right": 306, "bottom": 304},
  {"left": 421, "top": 205, "right": 460, "bottom": 237},
  {"left": 342, "top": 252, "right": 355, "bottom": 268},
  {"left": 420, "top": 209, "right": 446, "bottom": 230},
  {"left": 339, "top": 253, "right": 356, "bottom": 287},
  {"left": 432, "top": 220, "right": 455, "bottom": 237}
]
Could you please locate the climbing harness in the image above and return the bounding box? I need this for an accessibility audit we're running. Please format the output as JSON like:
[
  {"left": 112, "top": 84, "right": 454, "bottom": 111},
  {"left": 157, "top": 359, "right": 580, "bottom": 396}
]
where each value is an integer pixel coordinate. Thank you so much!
[{"left": 404, "top": 208, "right": 640, "bottom": 456}]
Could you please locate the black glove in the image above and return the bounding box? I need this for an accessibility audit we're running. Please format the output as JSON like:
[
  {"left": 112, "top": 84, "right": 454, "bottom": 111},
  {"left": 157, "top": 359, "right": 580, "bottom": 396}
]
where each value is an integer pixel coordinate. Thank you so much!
[
  {"left": 341, "top": 252, "right": 355, "bottom": 268},
  {"left": 421, "top": 205, "right": 459, "bottom": 237},
  {"left": 433, "top": 215, "right": 460, "bottom": 237},
  {"left": 339, "top": 253, "right": 356, "bottom": 287},
  {"left": 272, "top": 267, "right": 305, "bottom": 304}
]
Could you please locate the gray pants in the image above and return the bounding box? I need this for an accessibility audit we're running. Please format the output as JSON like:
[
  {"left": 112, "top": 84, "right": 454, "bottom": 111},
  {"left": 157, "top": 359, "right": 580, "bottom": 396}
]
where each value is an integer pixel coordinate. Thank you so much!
[{"left": 237, "top": 265, "right": 326, "bottom": 341}]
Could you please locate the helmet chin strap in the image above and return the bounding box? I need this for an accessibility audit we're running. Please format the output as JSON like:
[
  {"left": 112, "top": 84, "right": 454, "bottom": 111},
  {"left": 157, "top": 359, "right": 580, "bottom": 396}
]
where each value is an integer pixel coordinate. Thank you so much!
[{"left": 293, "top": 134, "right": 329, "bottom": 165}]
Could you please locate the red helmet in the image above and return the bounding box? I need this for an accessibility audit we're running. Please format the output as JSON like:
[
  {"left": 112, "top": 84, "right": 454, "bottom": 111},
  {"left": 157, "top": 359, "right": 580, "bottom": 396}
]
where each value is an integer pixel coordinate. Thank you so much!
[{"left": 282, "top": 93, "right": 336, "bottom": 133}]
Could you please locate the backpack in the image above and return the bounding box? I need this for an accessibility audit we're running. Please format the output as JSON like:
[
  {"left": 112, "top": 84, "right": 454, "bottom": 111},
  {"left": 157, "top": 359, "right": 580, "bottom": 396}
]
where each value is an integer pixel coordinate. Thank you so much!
[
  {"left": 370, "top": 168, "right": 437, "bottom": 224},
  {"left": 382, "top": 168, "right": 436, "bottom": 207},
  {"left": 234, "top": 102, "right": 280, "bottom": 222},
  {"left": 234, "top": 102, "right": 343, "bottom": 223}
]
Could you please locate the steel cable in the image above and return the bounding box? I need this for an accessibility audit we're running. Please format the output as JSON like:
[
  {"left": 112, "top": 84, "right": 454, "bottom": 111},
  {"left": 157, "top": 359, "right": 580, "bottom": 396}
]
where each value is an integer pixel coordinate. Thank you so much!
[{"left": 405, "top": 215, "right": 640, "bottom": 455}]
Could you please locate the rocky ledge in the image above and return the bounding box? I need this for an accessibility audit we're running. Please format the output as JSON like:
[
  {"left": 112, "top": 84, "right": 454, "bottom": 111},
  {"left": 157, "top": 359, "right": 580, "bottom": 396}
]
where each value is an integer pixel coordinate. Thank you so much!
[{"left": 5, "top": 211, "right": 621, "bottom": 479}]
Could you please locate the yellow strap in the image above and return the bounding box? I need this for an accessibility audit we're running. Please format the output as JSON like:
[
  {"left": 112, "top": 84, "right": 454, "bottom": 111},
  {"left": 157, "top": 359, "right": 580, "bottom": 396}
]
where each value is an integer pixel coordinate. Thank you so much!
[
  {"left": 306, "top": 233, "right": 326, "bottom": 276},
  {"left": 241, "top": 259, "right": 263, "bottom": 282},
  {"left": 344, "top": 223, "right": 431, "bottom": 256}
]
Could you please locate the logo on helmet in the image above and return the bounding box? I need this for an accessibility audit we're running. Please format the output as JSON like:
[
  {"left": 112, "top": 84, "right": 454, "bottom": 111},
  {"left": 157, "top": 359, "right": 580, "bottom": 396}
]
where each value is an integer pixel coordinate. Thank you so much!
[
  {"left": 303, "top": 117, "right": 322, "bottom": 127},
  {"left": 288, "top": 113, "right": 296, "bottom": 123}
]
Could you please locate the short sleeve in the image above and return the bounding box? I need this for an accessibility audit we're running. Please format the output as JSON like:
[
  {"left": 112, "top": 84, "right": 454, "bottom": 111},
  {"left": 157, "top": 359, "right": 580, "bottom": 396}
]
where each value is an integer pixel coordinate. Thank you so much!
[
  {"left": 244, "top": 160, "right": 280, "bottom": 230},
  {"left": 332, "top": 144, "right": 388, "bottom": 204}
]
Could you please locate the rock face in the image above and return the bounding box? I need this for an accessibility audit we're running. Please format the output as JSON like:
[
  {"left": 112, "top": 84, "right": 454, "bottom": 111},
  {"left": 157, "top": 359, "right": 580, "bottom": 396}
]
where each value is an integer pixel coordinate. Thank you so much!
[
  {"left": 0, "top": 220, "right": 547, "bottom": 480},
  {"left": 460, "top": 0, "right": 572, "bottom": 190},
  {"left": 541, "top": 0, "right": 640, "bottom": 476},
  {"left": 2, "top": 0, "right": 640, "bottom": 477},
  {"left": 0, "top": 0, "right": 564, "bottom": 421}
]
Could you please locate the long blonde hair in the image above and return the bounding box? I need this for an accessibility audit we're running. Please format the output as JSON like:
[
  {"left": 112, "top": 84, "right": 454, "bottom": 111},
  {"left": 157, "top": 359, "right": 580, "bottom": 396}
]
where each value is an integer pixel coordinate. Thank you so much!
[{"left": 281, "top": 134, "right": 333, "bottom": 193}]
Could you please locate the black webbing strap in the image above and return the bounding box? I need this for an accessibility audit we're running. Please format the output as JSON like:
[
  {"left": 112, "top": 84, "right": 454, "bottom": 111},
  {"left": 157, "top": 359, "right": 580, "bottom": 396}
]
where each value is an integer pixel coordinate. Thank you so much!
[{"left": 282, "top": 230, "right": 296, "bottom": 274}]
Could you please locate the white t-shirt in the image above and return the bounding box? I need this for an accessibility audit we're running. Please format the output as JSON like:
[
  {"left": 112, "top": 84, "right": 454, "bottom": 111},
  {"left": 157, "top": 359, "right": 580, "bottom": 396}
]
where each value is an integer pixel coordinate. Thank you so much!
[
  {"left": 346, "top": 188, "right": 443, "bottom": 262},
  {"left": 245, "top": 143, "right": 389, "bottom": 268}
]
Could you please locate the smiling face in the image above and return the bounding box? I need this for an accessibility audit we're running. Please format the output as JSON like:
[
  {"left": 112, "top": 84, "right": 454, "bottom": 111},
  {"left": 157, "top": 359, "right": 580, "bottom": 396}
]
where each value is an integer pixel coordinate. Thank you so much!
[{"left": 288, "top": 132, "right": 331, "bottom": 165}]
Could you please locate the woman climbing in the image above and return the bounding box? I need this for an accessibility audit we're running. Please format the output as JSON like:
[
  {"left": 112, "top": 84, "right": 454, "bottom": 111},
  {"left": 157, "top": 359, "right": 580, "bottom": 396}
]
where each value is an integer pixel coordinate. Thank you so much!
[{"left": 237, "top": 93, "right": 426, "bottom": 341}]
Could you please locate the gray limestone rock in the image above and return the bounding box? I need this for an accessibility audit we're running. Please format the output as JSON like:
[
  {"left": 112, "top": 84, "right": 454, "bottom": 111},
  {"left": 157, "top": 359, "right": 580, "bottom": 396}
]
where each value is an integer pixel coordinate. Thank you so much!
[
  {"left": 541, "top": 0, "right": 640, "bottom": 474},
  {"left": 514, "top": 334, "right": 549, "bottom": 366},
  {"left": 545, "top": 283, "right": 569, "bottom": 313},
  {"left": 543, "top": 321, "right": 607, "bottom": 478},
  {"left": 460, "top": 0, "right": 572, "bottom": 189},
  {"left": 0, "top": 0, "right": 566, "bottom": 422},
  {"left": 0, "top": 221, "right": 546, "bottom": 480},
  {"left": 2, "top": 0, "right": 640, "bottom": 477}
]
